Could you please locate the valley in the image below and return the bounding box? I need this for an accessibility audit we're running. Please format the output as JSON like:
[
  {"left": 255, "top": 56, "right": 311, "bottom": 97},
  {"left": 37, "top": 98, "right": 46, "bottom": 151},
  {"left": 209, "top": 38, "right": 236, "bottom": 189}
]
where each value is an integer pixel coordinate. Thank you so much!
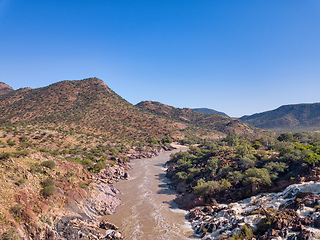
[{"left": 0, "top": 78, "right": 320, "bottom": 239}]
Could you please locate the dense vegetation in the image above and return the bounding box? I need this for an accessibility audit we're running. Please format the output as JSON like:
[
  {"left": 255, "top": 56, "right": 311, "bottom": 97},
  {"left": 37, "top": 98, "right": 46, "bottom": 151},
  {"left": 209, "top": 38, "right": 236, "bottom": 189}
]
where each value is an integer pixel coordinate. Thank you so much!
[{"left": 167, "top": 132, "right": 320, "bottom": 204}]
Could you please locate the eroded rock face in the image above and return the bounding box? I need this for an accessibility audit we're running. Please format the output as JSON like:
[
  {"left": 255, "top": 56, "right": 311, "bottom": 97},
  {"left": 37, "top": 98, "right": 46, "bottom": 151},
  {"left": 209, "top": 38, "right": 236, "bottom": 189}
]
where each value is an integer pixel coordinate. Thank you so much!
[
  {"left": 55, "top": 217, "right": 103, "bottom": 240},
  {"left": 86, "top": 184, "right": 121, "bottom": 216}
]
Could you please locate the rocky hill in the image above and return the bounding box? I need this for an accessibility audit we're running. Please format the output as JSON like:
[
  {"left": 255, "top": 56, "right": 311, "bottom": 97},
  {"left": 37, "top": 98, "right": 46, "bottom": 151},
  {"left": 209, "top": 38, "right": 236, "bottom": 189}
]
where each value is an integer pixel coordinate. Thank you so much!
[
  {"left": 136, "top": 101, "right": 260, "bottom": 136},
  {"left": 240, "top": 103, "right": 320, "bottom": 131},
  {"left": 0, "top": 78, "right": 189, "bottom": 142},
  {"left": 0, "top": 78, "right": 264, "bottom": 239},
  {"left": 0, "top": 82, "right": 14, "bottom": 95},
  {"left": 192, "top": 107, "right": 229, "bottom": 117},
  {"left": 0, "top": 78, "right": 182, "bottom": 239}
]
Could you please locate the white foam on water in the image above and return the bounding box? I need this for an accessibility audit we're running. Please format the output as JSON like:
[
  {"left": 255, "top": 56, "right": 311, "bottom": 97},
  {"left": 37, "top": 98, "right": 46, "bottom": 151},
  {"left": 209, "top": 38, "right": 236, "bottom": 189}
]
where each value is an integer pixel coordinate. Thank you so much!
[{"left": 191, "top": 181, "right": 320, "bottom": 239}]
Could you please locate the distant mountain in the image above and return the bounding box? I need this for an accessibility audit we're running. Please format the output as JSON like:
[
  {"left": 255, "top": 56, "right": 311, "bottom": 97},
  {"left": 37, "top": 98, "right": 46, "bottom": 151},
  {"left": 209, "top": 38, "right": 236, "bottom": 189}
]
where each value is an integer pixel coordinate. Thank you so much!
[
  {"left": 192, "top": 108, "right": 229, "bottom": 117},
  {"left": 240, "top": 103, "right": 320, "bottom": 131},
  {"left": 136, "top": 101, "right": 260, "bottom": 136},
  {"left": 0, "top": 82, "right": 14, "bottom": 95}
]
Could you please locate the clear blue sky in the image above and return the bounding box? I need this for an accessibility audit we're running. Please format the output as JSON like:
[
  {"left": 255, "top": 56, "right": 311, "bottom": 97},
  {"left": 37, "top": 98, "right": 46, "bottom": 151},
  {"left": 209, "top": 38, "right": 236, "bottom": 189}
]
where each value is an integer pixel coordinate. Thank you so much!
[{"left": 1, "top": 0, "right": 320, "bottom": 117}]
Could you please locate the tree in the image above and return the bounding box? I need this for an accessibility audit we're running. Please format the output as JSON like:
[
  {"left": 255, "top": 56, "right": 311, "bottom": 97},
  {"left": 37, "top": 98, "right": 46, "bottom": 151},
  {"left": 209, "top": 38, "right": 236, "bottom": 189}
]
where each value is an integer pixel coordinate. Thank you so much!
[
  {"left": 207, "top": 157, "right": 219, "bottom": 173},
  {"left": 277, "top": 133, "right": 294, "bottom": 142},
  {"left": 243, "top": 168, "right": 271, "bottom": 192},
  {"left": 193, "top": 179, "right": 220, "bottom": 198},
  {"left": 226, "top": 132, "right": 239, "bottom": 147}
]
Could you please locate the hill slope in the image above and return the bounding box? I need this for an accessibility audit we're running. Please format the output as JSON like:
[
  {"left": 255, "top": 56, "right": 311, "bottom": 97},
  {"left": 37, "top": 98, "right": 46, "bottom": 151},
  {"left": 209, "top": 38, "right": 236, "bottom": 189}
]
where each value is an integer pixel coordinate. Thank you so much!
[
  {"left": 192, "top": 108, "right": 229, "bottom": 117},
  {"left": 0, "top": 82, "right": 14, "bottom": 95},
  {"left": 240, "top": 103, "right": 320, "bottom": 131},
  {"left": 136, "top": 101, "right": 260, "bottom": 136},
  {"left": 0, "top": 78, "right": 187, "bottom": 141}
]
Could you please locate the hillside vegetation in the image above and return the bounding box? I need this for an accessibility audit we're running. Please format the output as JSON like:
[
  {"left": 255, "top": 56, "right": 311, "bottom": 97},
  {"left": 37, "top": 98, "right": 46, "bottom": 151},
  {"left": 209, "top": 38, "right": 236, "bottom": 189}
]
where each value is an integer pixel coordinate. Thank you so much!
[
  {"left": 240, "top": 103, "right": 320, "bottom": 131},
  {"left": 137, "top": 101, "right": 261, "bottom": 137},
  {"left": 0, "top": 78, "right": 267, "bottom": 239},
  {"left": 192, "top": 108, "right": 229, "bottom": 117},
  {"left": 166, "top": 132, "right": 320, "bottom": 238}
]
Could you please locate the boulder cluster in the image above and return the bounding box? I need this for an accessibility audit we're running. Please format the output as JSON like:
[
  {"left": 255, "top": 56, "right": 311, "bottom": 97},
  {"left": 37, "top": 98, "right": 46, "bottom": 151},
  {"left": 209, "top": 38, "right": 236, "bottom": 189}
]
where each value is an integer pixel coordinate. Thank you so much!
[{"left": 188, "top": 182, "right": 320, "bottom": 239}]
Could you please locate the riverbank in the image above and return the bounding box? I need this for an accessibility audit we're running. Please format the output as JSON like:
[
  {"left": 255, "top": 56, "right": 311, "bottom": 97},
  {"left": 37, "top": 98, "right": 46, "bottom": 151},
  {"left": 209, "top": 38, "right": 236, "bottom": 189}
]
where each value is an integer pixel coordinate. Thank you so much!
[
  {"left": 104, "top": 145, "right": 196, "bottom": 240},
  {"left": 165, "top": 141, "right": 320, "bottom": 239}
]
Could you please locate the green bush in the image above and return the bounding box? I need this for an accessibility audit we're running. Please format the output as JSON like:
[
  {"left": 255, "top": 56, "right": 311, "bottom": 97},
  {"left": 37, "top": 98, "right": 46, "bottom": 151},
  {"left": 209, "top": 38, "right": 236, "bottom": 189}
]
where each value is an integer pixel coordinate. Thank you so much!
[
  {"left": 193, "top": 179, "right": 220, "bottom": 198},
  {"left": 78, "top": 181, "right": 88, "bottom": 189},
  {"left": 256, "top": 218, "right": 272, "bottom": 234},
  {"left": 176, "top": 171, "right": 188, "bottom": 180},
  {"left": 14, "top": 150, "right": 30, "bottom": 157},
  {"left": 41, "top": 177, "right": 55, "bottom": 187},
  {"left": 7, "top": 139, "right": 16, "bottom": 146},
  {"left": 41, "top": 160, "right": 56, "bottom": 169},
  {"left": 15, "top": 178, "right": 26, "bottom": 186},
  {"left": 10, "top": 204, "right": 24, "bottom": 217},
  {"left": 42, "top": 185, "right": 56, "bottom": 197},
  {"left": 0, "top": 152, "right": 12, "bottom": 160},
  {"left": 81, "top": 158, "right": 94, "bottom": 169},
  {"left": 29, "top": 163, "right": 42, "bottom": 173},
  {"left": 93, "top": 160, "right": 106, "bottom": 172}
]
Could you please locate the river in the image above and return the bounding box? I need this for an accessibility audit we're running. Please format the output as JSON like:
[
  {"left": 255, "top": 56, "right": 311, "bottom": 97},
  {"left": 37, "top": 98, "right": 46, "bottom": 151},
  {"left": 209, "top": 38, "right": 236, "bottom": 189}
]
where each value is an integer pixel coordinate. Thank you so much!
[{"left": 106, "top": 146, "right": 196, "bottom": 240}]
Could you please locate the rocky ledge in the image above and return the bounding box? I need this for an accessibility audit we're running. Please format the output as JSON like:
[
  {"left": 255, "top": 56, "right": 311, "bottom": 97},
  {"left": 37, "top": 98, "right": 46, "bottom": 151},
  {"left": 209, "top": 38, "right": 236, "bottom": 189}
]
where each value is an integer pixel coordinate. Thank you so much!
[{"left": 188, "top": 181, "right": 320, "bottom": 239}]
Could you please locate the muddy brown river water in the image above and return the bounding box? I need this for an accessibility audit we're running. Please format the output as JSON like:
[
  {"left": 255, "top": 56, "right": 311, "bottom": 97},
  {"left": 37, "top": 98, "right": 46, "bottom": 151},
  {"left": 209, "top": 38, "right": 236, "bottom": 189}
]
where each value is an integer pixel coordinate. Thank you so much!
[{"left": 106, "top": 147, "right": 196, "bottom": 240}]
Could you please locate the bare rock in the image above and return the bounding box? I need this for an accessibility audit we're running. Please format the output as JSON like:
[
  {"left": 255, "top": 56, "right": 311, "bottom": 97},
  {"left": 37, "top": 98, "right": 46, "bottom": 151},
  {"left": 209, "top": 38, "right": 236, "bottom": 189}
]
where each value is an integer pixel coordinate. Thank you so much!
[
  {"left": 105, "top": 230, "right": 123, "bottom": 240},
  {"left": 87, "top": 184, "right": 121, "bottom": 215},
  {"left": 100, "top": 219, "right": 118, "bottom": 230}
]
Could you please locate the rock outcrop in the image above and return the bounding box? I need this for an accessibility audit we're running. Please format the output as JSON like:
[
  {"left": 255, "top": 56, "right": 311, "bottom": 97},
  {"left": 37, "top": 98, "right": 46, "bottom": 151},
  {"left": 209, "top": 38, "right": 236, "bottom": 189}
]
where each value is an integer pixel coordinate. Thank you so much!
[{"left": 188, "top": 181, "right": 320, "bottom": 239}]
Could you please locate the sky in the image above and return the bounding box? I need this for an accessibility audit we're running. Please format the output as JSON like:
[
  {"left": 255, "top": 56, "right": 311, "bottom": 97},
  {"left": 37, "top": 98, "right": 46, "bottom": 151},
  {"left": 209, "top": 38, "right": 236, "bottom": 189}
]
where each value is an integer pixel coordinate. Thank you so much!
[{"left": 1, "top": 0, "right": 320, "bottom": 117}]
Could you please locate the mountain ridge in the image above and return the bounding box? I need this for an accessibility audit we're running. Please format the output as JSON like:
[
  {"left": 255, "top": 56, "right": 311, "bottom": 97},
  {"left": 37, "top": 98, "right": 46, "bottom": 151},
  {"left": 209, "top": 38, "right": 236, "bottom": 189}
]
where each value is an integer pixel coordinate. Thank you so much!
[
  {"left": 192, "top": 107, "right": 229, "bottom": 117},
  {"left": 0, "top": 82, "right": 14, "bottom": 95},
  {"left": 240, "top": 102, "right": 320, "bottom": 131},
  {"left": 136, "top": 100, "right": 261, "bottom": 136}
]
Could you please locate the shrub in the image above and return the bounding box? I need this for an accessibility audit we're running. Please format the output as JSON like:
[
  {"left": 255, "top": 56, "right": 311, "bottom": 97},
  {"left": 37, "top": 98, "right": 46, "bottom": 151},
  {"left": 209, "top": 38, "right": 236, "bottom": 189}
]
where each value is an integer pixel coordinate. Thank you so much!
[
  {"left": 78, "top": 181, "right": 88, "bottom": 189},
  {"left": 161, "top": 136, "right": 173, "bottom": 144},
  {"left": 243, "top": 168, "right": 271, "bottom": 187},
  {"left": 176, "top": 171, "right": 188, "bottom": 180},
  {"left": 193, "top": 179, "right": 220, "bottom": 198},
  {"left": 81, "top": 158, "right": 94, "bottom": 169},
  {"left": 219, "top": 179, "right": 231, "bottom": 190},
  {"left": 29, "top": 164, "right": 42, "bottom": 173},
  {"left": 207, "top": 157, "right": 219, "bottom": 173},
  {"left": 15, "top": 178, "right": 26, "bottom": 186},
  {"left": 0, "top": 152, "right": 12, "bottom": 160},
  {"left": 239, "top": 157, "right": 256, "bottom": 170},
  {"left": 93, "top": 161, "right": 106, "bottom": 172},
  {"left": 19, "top": 135, "right": 28, "bottom": 142},
  {"left": 41, "top": 160, "right": 56, "bottom": 169},
  {"left": 1, "top": 228, "right": 20, "bottom": 240},
  {"left": 14, "top": 150, "right": 30, "bottom": 157},
  {"left": 227, "top": 171, "right": 243, "bottom": 185},
  {"left": 42, "top": 185, "right": 56, "bottom": 197},
  {"left": 256, "top": 218, "right": 272, "bottom": 234},
  {"left": 41, "top": 177, "right": 55, "bottom": 187},
  {"left": 7, "top": 139, "right": 16, "bottom": 146},
  {"left": 10, "top": 204, "right": 24, "bottom": 217}
]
